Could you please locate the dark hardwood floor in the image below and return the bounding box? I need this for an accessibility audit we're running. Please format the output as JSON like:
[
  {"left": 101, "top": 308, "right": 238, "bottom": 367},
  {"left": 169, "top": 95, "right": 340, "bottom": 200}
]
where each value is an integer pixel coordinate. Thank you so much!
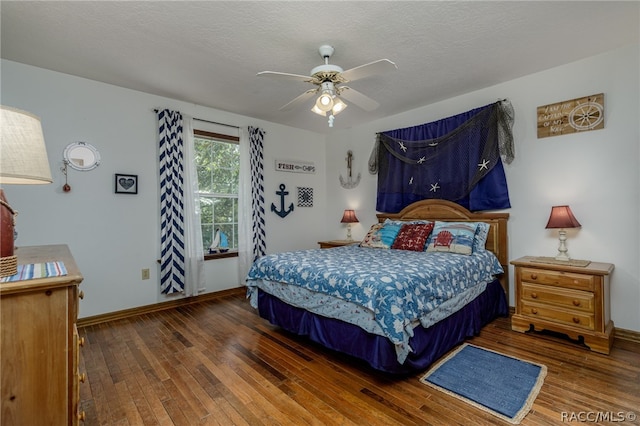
[{"left": 79, "top": 291, "right": 640, "bottom": 425}]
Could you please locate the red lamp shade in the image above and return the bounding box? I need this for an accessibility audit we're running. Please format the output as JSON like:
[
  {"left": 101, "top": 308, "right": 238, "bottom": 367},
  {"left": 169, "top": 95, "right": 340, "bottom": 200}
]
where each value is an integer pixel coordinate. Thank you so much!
[
  {"left": 545, "top": 205, "right": 581, "bottom": 229},
  {"left": 340, "top": 209, "right": 359, "bottom": 224}
]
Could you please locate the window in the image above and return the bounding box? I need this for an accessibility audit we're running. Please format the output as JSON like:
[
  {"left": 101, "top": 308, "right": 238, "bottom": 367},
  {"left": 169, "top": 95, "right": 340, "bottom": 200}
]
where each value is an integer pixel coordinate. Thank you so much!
[{"left": 194, "top": 129, "right": 240, "bottom": 258}]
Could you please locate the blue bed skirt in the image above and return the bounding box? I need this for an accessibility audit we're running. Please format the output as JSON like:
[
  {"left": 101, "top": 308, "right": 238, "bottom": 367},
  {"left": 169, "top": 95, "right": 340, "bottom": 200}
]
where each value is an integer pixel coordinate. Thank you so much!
[{"left": 256, "top": 279, "right": 508, "bottom": 374}]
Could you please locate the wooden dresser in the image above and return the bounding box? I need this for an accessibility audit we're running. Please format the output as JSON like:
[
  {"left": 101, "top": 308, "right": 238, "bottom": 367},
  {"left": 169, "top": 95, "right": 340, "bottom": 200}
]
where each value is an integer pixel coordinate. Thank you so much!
[
  {"left": 1, "top": 244, "right": 85, "bottom": 425},
  {"left": 511, "top": 256, "right": 614, "bottom": 354}
]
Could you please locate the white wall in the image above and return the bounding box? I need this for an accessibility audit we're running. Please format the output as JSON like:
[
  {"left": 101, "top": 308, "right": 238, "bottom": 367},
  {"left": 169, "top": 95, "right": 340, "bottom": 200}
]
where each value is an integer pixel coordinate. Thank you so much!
[
  {"left": 3, "top": 44, "right": 638, "bottom": 333},
  {"left": 1, "top": 60, "right": 326, "bottom": 318},
  {"left": 325, "top": 44, "right": 640, "bottom": 332}
]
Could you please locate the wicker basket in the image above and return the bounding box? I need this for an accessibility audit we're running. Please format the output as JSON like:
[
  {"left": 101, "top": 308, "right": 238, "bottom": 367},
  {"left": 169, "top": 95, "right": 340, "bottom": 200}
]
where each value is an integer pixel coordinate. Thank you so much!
[{"left": 1, "top": 255, "right": 17, "bottom": 278}]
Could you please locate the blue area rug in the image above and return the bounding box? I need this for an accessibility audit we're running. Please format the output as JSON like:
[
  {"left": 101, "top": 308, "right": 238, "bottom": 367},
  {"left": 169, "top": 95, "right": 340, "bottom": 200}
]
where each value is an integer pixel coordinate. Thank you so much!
[{"left": 420, "top": 343, "right": 546, "bottom": 424}]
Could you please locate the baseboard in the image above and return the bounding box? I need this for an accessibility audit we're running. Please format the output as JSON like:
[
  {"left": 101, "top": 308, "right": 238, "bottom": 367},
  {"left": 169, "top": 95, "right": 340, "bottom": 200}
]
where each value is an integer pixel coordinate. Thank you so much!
[
  {"left": 77, "top": 286, "right": 246, "bottom": 327},
  {"left": 507, "top": 306, "right": 639, "bottom": 345},
  {"left": 614, "top": 327, "right": 640, "bottom": 344}
]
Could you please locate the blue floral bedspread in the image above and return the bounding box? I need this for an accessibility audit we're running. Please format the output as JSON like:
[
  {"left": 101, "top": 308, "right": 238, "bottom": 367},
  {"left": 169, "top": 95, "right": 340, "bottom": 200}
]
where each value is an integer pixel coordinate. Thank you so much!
[{"left": 246, "top": 245, "right": 503, "bottom": 361}]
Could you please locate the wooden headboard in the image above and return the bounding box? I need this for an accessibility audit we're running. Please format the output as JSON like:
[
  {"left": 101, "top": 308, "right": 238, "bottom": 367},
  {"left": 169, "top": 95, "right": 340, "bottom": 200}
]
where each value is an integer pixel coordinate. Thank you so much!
[{"left": 377, "top": 199, "right": 510, "bottom": 300}]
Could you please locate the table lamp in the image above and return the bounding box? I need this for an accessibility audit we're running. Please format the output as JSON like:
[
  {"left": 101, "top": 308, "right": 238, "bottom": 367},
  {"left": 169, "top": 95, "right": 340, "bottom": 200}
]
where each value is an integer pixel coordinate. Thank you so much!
[
  {"left": 545, "top": 205, "right": 581, "bottom": 261},
  {"left": 1, "top": 106, "right": 53, "bottom": 277},
  {"left": 340, "top": 209, "right": 359, "bottom": 240}
]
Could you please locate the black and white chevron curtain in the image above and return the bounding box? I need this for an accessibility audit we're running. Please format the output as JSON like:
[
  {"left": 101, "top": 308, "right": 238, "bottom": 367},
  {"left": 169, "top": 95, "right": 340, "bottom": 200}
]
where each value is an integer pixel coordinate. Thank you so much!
[
  {"left": 248, "top": 126, "right": 266, "bottom": 261},
  {"left": 157, "top": 109, "right": 186, "bottom": 294},
  {"left": 157, "top": 111, "right": 265, "bottom": 291},
  {"left": 238, "top": 126, "right": 266, "bottom": 282}
]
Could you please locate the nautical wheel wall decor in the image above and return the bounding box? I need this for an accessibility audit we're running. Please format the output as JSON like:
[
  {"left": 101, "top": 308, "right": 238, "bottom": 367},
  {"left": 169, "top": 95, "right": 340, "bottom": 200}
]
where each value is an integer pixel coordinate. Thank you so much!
[{"left": 536, "top": 93, "right": 604, "bottom": 138}]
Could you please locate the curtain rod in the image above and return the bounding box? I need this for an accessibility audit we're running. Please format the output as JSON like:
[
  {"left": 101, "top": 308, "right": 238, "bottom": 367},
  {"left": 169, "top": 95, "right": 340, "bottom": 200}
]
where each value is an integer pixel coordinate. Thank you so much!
[
  {"left": 193, "top": 117, "right": 240, "bottom": 130},
  {"left": 153, "top": 109, "right": 240, "bottom": 129}
]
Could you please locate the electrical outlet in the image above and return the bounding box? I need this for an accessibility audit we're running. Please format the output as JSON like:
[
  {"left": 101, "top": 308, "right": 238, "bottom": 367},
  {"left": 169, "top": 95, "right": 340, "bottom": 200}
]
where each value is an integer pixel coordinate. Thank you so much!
[{"left": 141, "top": 268, "right": 150, "bottom": 280}]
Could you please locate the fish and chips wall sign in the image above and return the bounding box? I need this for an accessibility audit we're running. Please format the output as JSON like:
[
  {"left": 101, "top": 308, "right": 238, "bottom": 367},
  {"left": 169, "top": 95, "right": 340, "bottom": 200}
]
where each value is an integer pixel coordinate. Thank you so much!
[
  {"left": 275, "top": 159, "right": 316, "bottom": 174},
  {"left": 537, "top": 93, "right": 604, "bottom": 139}
]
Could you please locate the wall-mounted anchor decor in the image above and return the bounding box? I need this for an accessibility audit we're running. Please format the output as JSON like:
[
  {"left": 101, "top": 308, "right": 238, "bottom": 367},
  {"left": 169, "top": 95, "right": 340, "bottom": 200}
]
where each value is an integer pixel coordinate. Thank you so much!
[
  {"left": 271, "top": 183, "right": 294, "bottom": 218},
  {"left": 339, "top": 150, "right": 361, "bottom": 189}
]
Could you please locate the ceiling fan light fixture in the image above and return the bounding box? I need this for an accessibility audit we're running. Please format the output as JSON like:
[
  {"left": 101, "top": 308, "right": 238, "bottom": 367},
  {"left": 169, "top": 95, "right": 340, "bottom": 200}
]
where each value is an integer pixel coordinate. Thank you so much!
[
  {"left": 257, "top": 45, "right": 397, "bottom": 122},
  {"left": 315, "top": 91, "right": 334, "bottom": 112},
  {"left": 332, "top": 97, "right": 347, "bottom": 115},
  {"left": 311, "top": 104, "right": 327, "bottom": 116}
]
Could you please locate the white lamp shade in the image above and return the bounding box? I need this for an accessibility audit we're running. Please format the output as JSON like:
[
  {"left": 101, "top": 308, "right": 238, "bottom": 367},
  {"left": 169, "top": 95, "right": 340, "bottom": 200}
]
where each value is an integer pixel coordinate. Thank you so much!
[
  {"left": 1, "top": 106, "right": 52, "bottom": 184},
  {"left": 315, "top": 92, "right": 334, "bottom": 112},
  {"left": 311, "top": 104, "right": 327, "bottom": 116},
  {"left": 332, "top": 97, "right": 347, "bottom": 115}
]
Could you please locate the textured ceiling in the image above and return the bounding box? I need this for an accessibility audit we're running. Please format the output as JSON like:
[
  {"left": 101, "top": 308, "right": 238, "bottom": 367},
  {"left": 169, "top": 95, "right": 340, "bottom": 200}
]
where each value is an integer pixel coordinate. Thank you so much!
[{"left": 1, "top": 1, "right": 638, "bottom": 134}]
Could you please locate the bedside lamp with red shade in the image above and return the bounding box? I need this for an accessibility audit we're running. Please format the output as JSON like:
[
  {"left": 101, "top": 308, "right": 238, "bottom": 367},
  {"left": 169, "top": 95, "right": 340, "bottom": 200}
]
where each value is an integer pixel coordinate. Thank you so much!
[
  {"left": 545, "top": 205, "right": 581, "bottom": 261},
  {"left": 340, "top": 209, "right": 359, "bottom": 240}
]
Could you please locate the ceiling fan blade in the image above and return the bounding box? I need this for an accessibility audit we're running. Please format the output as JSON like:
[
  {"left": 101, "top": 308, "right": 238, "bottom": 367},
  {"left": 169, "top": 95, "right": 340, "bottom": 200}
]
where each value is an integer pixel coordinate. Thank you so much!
[
  {"left": 279, "top": 89, "right": 317, "bottom": 111},
  {"left": 338, "top": 87, "right": 379, "bottom": 112},
  {"left": 256, "top": 71, "right": 312, "bottom": 82},
  {"left": 340, "top": 59, "right": 397, "bottom": 82}
]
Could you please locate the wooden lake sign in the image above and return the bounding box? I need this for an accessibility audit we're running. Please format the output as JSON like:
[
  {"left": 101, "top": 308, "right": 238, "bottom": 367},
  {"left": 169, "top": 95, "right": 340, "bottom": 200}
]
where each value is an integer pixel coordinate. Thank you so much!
[{"left": 537, "top": 93, "right": 604, "bottom": 138}]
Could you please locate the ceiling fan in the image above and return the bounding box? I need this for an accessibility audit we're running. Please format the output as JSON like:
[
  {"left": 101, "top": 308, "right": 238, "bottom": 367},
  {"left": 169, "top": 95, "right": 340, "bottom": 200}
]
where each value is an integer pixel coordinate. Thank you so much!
[{"left": 257, "top": 45, "right": 397, "bottom": 126}]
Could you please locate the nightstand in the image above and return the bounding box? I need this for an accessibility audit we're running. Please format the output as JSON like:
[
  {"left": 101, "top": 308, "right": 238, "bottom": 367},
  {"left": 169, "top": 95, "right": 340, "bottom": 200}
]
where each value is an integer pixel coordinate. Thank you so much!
[
  {"left": 511, "top": 256, "right": 614, "bottom": 354},
  {"left": 317, "top": 240, "right": 359, "bottom": 249}
]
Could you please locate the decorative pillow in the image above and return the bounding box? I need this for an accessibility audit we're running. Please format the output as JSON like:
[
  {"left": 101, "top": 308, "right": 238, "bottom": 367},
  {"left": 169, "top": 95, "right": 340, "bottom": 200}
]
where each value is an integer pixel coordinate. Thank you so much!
[
  {"left": 472, "top": 222, "right": 490, "bottom": 252},
  {"left": 360, "top": 223, "right": 386, "bottom": 248},
  {"left": 378, "top": 221, "right": 403, "bottom": 248},
  {"left": 360, "top": 221, "right": 403, "bottom": 249},
  {"left": 391, "top": 222, "right": 435, "bottom": 251},
  {"left": 426, "top": 221, "right": 479, "bottom": 255}
]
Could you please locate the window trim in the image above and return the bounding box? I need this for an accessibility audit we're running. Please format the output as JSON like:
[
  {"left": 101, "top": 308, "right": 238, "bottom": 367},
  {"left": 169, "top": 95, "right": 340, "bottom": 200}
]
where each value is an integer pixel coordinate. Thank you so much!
[
  {"left": 204, "top": 250, "right": 238, "bottom": 261},
  {"left": 194, "top": 129, "right": 239, "bottom": 143}
]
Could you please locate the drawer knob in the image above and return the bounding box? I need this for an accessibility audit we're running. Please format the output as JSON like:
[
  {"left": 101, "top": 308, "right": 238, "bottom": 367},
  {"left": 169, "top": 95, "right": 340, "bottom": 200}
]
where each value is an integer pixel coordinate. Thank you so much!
[
  {"left": 79, "top": 290, "right": 85, "bottom": 300},
  {"left": 573, "top": 300, "right": 581, "bottom": 307},
  {"left": 531, "top": 308, "right": 538, "bottom": 315},
  {"left": 79, "top": 372, "right": 87, "bottom": 383},
  {"left": 530, "top": 292, "right": 538, "bottom": 299},
  {"left": 78, "top": 411, "right": 86, "bottom": 422},
  {"left": 530, "top": 273, "right": 538, "bottom": 280},
  {"left": 79, "top": 337, "right": 85, "bottom": 347},
  {"left": 573, "top": 317, "right": 580, "bottom": 324}
]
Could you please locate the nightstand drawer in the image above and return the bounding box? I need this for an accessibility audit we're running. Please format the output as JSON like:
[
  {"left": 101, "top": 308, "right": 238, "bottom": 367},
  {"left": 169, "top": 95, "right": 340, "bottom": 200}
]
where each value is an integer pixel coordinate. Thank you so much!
[
  {"left": 318, "top": 240, "right": 358, "bottom": 249},
  {"left": 521, "top": 282, "right": 594, "bottom": 312},
  {"left": 520, "top": 267, "right": 595, "bottom": 291},
  {"left": 520, "top": 302, "right": 595, "bottom": 330}
]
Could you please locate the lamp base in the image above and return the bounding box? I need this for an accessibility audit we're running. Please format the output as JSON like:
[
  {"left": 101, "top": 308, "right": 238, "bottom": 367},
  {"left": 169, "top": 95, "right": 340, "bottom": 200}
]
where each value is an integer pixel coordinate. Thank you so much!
[
  {"left": 0, "top": 255, "right": 17, "bottom": 278},
  {"left": 555, "top": 229, "right": 571, "bottom": 262},
  {"left": 345, "top": 223, "right": 353, "bottom": 240},
  {"left": 0, "top": 189, "right": 17, "bottom": 277}
]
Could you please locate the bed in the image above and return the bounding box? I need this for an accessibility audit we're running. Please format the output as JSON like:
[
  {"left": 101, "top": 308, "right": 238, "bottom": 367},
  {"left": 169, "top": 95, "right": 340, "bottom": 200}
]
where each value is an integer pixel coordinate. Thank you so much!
[{"left": 246, "top": 199, "right": 509, "bottom": 374}]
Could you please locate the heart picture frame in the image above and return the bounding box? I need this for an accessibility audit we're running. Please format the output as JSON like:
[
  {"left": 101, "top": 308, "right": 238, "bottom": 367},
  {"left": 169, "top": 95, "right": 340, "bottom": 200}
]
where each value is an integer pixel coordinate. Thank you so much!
[{"left": 115, "top": 173, "right": 138, "bottom": 194}]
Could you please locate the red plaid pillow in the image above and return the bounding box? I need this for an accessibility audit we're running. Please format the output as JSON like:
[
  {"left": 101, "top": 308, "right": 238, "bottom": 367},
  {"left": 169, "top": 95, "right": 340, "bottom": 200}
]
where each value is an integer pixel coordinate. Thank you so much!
[{"left": 391, "top": 222, "right": 435, "bottom": 251}]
